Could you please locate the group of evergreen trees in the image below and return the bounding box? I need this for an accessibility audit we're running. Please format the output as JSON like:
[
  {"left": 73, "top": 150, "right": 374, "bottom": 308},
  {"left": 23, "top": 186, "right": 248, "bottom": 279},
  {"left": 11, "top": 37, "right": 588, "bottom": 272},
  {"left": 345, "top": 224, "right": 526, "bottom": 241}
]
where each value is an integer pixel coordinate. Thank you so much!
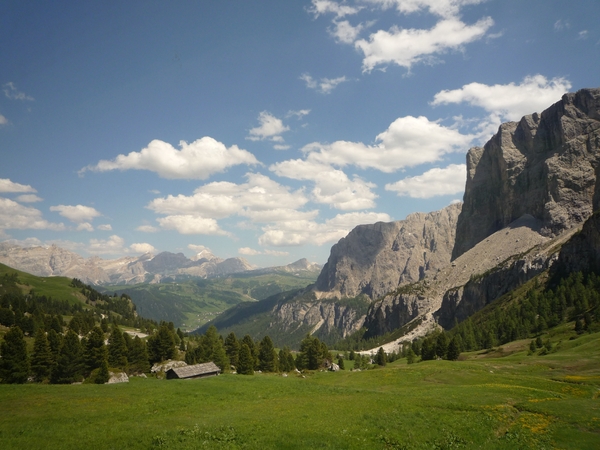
[{"left": 0, "top": 322, "right": 153, "bottom": 384}]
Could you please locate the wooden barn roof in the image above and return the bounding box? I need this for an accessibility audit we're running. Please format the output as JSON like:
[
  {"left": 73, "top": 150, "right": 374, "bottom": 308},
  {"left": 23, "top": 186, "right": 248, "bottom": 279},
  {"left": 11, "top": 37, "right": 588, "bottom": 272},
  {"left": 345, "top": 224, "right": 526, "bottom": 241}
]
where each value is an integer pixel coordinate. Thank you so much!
[{"left": 168, "top": 362, "right": 221, "bottom": 379}]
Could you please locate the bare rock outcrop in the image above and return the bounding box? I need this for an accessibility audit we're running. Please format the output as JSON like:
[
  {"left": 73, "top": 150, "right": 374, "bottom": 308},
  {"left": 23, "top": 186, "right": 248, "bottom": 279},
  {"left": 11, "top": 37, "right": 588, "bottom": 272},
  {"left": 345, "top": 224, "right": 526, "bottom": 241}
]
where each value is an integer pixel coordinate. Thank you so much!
[
  {"left": 314, "top": 202, "right": 462, "bottom": 300},
  {"left": 453, "top": 87, "right": 600, "bottom": 259}
]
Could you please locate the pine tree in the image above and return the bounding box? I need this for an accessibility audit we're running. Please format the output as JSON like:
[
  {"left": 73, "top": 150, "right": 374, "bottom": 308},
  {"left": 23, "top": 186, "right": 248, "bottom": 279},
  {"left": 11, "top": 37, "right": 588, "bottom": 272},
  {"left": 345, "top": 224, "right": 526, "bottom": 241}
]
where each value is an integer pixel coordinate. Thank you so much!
[
  {"left": 241, "top": 334, "right": 259, "bottom": 369},
  {"left": 237, "top": 343, "right": 254, "bottom": 375},
  {"left": 447, "top": 337, "right": 460, "bottom": 361},
  {"left": 224, "top": 332, "right": 240, "bottom": 368},
  {"left": 338, "top": 357, "right": 345, "bottom": 370},
  {"left": 84, "top": 326, "right": 107, "bottom": 375},
  {"left": 128, "top": 336, "right": 150, "bottom": 374},
  {"left": 51, "top": 330, "right": 83, "bottom": 384},
  {"left": 31, "top": 328, "right": 53, "bottom": 382},
  {"left": 436, "top": 333, "right": 449, "bottom": 359},
  {"left": 375, "top": 347, "right": 387, "bottom": 366},
  {"left": 0, "top": 326, "right": 30, "bottom": 383},
  {"left": 406, "top": 347, "right": 416, "bottom": 364},
  {"left": 258, "top": 335, "right": 277, "bottom": 372},
  {"left": 147, "top": 324, "right": 177, "bottom": 363},
  {"left": 108, "top": 325, "right": 128, "bottom": 370},
  {"left": 95, "top": 357, "right": 110, "bottom": 384}
]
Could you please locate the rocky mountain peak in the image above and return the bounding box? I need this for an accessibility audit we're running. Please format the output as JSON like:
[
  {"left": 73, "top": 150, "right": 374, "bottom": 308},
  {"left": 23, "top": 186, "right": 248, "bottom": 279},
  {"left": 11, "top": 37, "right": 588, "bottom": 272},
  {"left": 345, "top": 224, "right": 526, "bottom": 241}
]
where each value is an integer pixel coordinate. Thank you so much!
[{"left": 453, "top": 87, "right": 600, "bottom": 259}]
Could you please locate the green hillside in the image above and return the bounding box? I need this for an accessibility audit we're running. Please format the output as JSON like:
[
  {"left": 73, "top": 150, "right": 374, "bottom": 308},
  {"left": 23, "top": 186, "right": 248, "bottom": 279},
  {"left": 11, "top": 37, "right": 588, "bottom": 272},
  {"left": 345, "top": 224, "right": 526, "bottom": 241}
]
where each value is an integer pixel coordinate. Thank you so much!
[
  {"left": 1, "top": 326, "right": 598, "bottom": 449},
  {"left": 106, "top": 271, "right": 319, "bottom": 331},
  {"left": 0, "top": 263, "right": 85, "bottom": 304}
]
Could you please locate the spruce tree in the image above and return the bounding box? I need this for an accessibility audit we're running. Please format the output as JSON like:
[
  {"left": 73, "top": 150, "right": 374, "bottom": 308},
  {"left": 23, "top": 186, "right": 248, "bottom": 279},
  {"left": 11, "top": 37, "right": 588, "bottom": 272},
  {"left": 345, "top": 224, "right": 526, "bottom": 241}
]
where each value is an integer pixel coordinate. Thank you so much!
[
  {"left": 241, "top": 334, "right": 259, "bottom": 369},
  {"left": 51, "top": 330, "right": 83, "bottom": 384},
  {"left": 147, "top": 324, "right": 177, "bottom": 363},
  {"left": 224, "top": 332, "right": 240, "bottom": 368},
  {"left": 84, "top": 326, "right": 107, "bottom": 375},
  {"left": 0, "top": 326, "right": 30, "bottom": 384},
  {"left": 95, "top": 357, "right": 110, "bottom": 384},
  {"left": 375, "top": 347, "right": 387, "bottom": 366},
  {"left": 237, "top": 343, "right": 254, "bottom": 375},
  {"left": 338, "top": 357, "right": 345, "bottom": 370},
  {"left": 436, "top": 333, "right": 449, "bottom": 359},
  {"left": 128, "top": 336, "right": 150, "bottom": 374},
  {"left": 107, "top": 325, "right": 128, "bottom": 370},
  {"left": 31, "top": 328, "right": 53, "bottom": 382},
  {"left": 446, "top": 337, "right": 460, "bottom": 361},
  {"left": 406, "top": 347, "right": 416, "bottom": 364},
  {"left": 258, "top": 335, "right": 277, "bottom": 372}
]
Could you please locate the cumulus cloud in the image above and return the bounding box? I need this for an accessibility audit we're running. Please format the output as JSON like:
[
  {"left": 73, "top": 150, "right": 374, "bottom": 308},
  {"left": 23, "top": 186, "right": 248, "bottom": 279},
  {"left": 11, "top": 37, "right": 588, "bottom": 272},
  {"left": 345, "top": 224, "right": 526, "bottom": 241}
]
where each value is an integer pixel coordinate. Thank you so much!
[
  {"left": 80, "top": 137, "right": 258, "bottom": 179},
  {"left": 3, "top": 82, "right": 34, "bottom": 101},
  {"left": 0, "top": 198, "right": 65, "bottom": 232},
  {"left": 238, "top": 247, "right": 262, "bottom": 256},
  {"left": 97, "top": 224, "right": 112, "bottom": 231},
  {"left": 431, "top": 75, "right": 572, "bottom": 121},
  {"left": 301, "top": 115, "right": 472, "bottom": 172},
  {"left": 130, "top": 242, "right": 156, "bottom": 254},
  {"left": 87, "top": 235, "right": 126, "bottom": 255},
  {"left": 247, "top": 111, "right": 289, "bottom": 143},
  {"left": 365, "top": 0, "right": 485, "bottom": 19},
  {"left": 271, "top": 159, "right": 377, "bottom": 210},
  {"left": 330, "top": 20, "right": 366, "bottom": 43},
  {"left": 0, "top": 178, "right": 37, "bottom": 193},
  {"left": 0, "top": 114, "right": 7, "bottom": 125},
  {"left": 76, "top": 222, "right": 94, "bottom": 232},
  {"left": 16, "top": 194, "right": 42, "bottom": 203},
  {"left": 50, "top": 204, "right": 102, "bottom": 223},
  {"left": 136, "top": 225, "right": 159, "bottom": 233},
  {"left": 157, "top": 215, "right": 229, "bottom": 236},
  {"left": 308, "top": 0, "right": 362, "bottom": 18},
  {"left": 554, "top": 19, "right": 570, "bottom": 32},
  {"left": 385, "top": 164, "right": 466, "bottom": 198},
  {"left": 356, "top": 16, "right": 493, "bottom": 72},
  {"left": 287, "top": 109, "right": 311, "bottom": 119},
  {"left": 259, "top": 211, "right": 391, "bottom": 247},
  {"left": 300, "top": 73, "right": 348, "bottom": 94},
  {"left": 148, "top": 173, "right": 309, "bottom": 221}
]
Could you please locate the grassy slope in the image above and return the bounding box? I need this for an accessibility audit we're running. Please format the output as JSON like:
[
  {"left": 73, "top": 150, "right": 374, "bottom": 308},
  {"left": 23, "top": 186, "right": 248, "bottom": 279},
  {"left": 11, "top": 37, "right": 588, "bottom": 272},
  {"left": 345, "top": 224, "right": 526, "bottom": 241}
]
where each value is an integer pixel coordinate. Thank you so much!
[
  {"left": 0, "top": 263, "right": 85, "bottom": 304},
  {"left": 107, "top": 272, "right": 318, "bottom": 331},
  {"left": 1, "top": 328, "right": 599, "bottom": 449}
]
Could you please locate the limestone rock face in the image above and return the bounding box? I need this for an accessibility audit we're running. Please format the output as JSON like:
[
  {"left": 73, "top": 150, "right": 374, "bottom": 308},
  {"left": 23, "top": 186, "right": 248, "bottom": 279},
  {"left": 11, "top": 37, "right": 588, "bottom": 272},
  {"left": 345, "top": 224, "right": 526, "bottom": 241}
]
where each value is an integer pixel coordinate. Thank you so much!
[
  {"left": 553, "top": 211, "right": 600, "bottom": 275},
  {"left": 314, "top": 202, "right": 462, "bottom": 301},
  {"left": 453, "top": 87, "right": 600, "bottom": 259}
]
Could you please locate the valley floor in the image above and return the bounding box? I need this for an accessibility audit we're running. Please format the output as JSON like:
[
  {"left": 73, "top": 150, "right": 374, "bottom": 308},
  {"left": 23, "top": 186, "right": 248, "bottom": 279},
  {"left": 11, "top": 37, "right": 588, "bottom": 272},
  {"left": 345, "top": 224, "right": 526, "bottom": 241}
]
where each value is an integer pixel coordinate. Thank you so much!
[{"left": 1, "top": 332, "right": 599, "bottom": 449}]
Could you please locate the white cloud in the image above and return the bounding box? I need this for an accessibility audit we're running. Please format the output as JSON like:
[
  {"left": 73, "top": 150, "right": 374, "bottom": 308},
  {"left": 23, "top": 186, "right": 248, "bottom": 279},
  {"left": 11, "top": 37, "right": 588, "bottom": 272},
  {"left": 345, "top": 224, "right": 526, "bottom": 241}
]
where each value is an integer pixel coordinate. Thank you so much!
[
  {"left": 365, "top": 0, "right": 486, "bottom": 19},
  {"left": 308, "top": 0, "right": 362, "bottom": 18},
  {"left": 247, "top": 111, "right": 289, "bottom": 143},
  {"left": 287, "top": 109, "right": 311, "bottom": 119},
  {"left": 0, "top": 197, "right": 65, "bottom": 231},
  {"left": 330, "top": 20, "right": 366, "bottom": 43},
  {"left": 238, "top": 247, "right": 262, "bottom": 256},
  {"left": 136, "top": 225, "right": 159, "bottom": 233},
  {"left": 264, "top": 249, "right": 289, "bottom": 256},
  {"left": 301, "top": 115, "right": 472, "bottom": 172},
  {"left": 271, "top": 159, "right": 377, "bottom": 210},
  {"left": 259, "top": 211, "right": 391, "bottom": 247},
  {"left": 76, "top": 222, "right": 94, "bottom": 232},
  {"left": 16, "top": 194, "right": 42, "bottom": 203},
  {"left": 80, "top": 137, "right": 258, "bottom": 179},
  {"left": 97, "top": 224, "right": 112, "bottom": 231},
  {"left": 356, "top": 17, "right": 494, "bottom": 72},
  {"left": 0, "top": 178, "right": 36, "bottom": 193},
  {"left": 273, "top": 144, "right": 291, "bottom": 151},
  {"left": 431, "top": 75, "right": 572, "bottom": 121},
  {"left": 300, "top": 73, "right": 348, "bottom": 94},
  {"left": 148, "top": 172, "right": 309, "bottom": 220},
  {"left": 3, "top": 82, "right": 34, "bottom": 101},
  {"left": 157, "top": 215, "right": 229, "bottom": 236},
  {"left": 578, "top": 30, "right": 589, "bottom": 40},
  {"left": 87, "top": 235, "right": 126, "bottom": 255},
  {"left": 554, "top": 19, "right": 570, "bottom": 32},
  {"left": 130, "top": 242, "right": 156, "bottom": 254},
  {"left": 50, "top": 204, "right": 102, "bottom": 223},
  {"left": 0, "top": 114, "right": 7, "bottom": 125},
  {"left": 385, "top": 164, "right": 466, "bottom": 198}
]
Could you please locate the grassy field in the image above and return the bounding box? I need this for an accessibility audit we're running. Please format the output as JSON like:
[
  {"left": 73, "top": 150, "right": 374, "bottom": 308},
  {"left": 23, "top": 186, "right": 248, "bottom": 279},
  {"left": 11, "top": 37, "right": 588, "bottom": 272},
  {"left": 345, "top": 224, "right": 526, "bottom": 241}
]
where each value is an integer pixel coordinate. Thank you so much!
[{"left": 1, "top": 331, "right": 599, "bottom": 449}]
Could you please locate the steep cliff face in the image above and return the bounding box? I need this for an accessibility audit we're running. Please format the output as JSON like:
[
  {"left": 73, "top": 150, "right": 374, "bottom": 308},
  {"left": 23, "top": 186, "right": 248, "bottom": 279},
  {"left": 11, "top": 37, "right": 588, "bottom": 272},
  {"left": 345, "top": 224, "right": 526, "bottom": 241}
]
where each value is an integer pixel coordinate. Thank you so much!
[
  {"left": 314, "top": 202, "right": 462, "bottom": 300},
  {"left": 453, "top": 87, "right": 600, "bottom": 259},
  {"left": 553, "top": 211, "right": 600, "bottom": 276}
]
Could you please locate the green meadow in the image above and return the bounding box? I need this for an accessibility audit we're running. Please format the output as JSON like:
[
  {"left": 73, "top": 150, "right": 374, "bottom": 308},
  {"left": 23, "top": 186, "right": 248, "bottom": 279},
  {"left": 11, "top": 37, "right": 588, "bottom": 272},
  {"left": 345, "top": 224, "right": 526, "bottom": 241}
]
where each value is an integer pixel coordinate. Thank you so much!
[{"left": 2, "top": 331, "right": 599, "bottom": 449}]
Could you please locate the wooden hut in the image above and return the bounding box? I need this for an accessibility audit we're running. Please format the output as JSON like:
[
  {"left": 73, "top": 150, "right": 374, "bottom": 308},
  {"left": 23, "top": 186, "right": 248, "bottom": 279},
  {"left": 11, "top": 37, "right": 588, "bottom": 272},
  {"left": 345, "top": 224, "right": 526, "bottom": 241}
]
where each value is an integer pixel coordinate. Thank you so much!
[{"left": 166, "top": 362, "right": 221, "bottom": 380}]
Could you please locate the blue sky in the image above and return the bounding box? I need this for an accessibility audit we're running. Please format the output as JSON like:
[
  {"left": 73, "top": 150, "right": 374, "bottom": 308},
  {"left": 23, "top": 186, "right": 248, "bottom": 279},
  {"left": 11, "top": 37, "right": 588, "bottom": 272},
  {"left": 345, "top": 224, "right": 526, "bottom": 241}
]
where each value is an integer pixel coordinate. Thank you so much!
[{"left": 1, "top": 0, "right": 599, "bottom": 267}]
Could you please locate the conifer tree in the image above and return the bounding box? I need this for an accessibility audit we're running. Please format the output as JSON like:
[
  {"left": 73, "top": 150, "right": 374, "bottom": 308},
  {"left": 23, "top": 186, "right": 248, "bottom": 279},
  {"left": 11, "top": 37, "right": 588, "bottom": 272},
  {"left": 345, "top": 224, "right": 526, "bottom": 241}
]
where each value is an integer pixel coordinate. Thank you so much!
[
  {"left": 237, "top": 343, "right": 254, "bottom": 375},
  {"left": 128, "top": 336, "right": 150, "bottom": 374},
  {"left": 147, "top": 324, "right": 177, "bottom": 363},
  {"left": 375, "top": 347, "right": 387, "bottom": 366},
  {"left": 0, "top": 326, "right": 30, "bottom": 383},
  {"left": 338, "top": 357, "right": 345, "bottom": 370},
  {"left": 224, "top": 332, "right": 240, "bottom": 368},
  {"left": 51, "top": 330, "right": 83, "bottom": 384},
  {"left": 446, "top": 337, "right": 460, "bottom": 361},
  {"left": 258, "top": 335, "right": 277, "bottom": 372},
  {"left": 406, "top": 347, "right": 416, "bottom": 364},
  {"left": 95, "top": 357, "right": 110, "bottom": 384},
  {"left": 47, "top": 329, "right": 62, "bottom": 363},
  {"left": 84, "top": 326, "right": 107, "bottom": 375},
  {"left": 31, "top": 328, "right": 53, "bottom": 382},
  {"left": 436, "top": 333, "right": 449, "bottom": 359},
  {"left": 107, "top": 325, "right": 128, "bottom": 370},
  {"left": 241, "top": 334, "right": 259, "bottom": 369}
]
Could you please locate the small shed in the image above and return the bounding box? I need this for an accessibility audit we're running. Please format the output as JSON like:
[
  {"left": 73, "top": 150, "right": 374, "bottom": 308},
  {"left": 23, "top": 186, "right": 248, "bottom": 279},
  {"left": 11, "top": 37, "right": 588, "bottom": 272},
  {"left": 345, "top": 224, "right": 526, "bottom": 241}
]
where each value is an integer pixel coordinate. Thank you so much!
[{"left": 166, "top": 362, "right": 221, "bottom": 380}]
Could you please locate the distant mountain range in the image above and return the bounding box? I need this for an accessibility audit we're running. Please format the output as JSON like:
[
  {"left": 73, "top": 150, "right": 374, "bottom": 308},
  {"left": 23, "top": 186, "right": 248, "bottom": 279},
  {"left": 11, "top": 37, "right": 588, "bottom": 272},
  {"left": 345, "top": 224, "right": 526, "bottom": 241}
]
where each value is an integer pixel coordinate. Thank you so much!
[{"left": 0, "top": 242, "right": 321, "bottom": 286}]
